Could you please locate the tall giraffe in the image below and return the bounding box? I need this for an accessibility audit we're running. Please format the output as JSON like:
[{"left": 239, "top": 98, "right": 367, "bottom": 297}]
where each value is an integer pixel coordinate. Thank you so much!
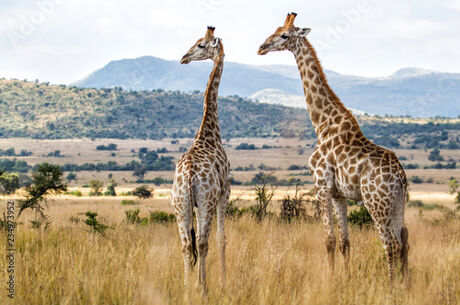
[
  {"left": 172, "top": 26, "right": 230, "bottom": 295},
  {"left": 258, "top": 13, "right": 409, "bottom": 280}
]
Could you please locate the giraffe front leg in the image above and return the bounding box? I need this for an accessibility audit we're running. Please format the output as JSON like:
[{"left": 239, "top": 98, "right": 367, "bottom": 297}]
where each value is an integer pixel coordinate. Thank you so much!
[
  {"left": 317, "top": 186, "right": 336, "bottom": 278},
  {"left": 333, "top": 198, "right": 350, "bottom": 276},
  {"left": 216, "top": 184, "right": 230, "bottom": 289}
]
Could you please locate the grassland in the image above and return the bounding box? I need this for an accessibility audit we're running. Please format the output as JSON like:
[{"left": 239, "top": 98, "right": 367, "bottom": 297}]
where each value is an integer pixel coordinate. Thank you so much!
[
  {"left": 0, "top": 191, "right": 459, "bottom": 305},
  {"left": 0, "top": 137, "right": 459, "bottom": 191},
  {"left": 0, "top": 137, "right": 459, "bottom": 304}
]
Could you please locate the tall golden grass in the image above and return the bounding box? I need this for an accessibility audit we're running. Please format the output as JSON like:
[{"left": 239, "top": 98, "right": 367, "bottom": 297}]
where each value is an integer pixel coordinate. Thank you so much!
[{"left": 0, "top": 199, "right": 459, "bottom": 305}]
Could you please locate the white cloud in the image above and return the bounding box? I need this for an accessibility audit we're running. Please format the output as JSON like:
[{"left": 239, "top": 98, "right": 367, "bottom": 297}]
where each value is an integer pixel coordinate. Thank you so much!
[{"left": 0, "top": 0, "right": 459, "bottom": 83}]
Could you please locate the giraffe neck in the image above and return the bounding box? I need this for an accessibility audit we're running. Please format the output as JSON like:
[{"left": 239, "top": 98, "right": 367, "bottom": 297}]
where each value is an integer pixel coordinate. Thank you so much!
[
  {"left": 196, "top": 45, "right": 224, "bottom": 143},
  {"left": 292, "top": 38, "right": 362, "bottom": 141}
]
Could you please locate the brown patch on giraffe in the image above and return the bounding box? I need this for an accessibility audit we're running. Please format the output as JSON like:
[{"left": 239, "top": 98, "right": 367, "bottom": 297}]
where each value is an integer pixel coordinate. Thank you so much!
[{"left": 311, "top": 110, "right": 320, "bottom": 124}]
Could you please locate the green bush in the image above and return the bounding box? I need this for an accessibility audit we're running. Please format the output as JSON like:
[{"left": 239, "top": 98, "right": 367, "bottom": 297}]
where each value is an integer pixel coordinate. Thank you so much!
[
  {"left": 132, "top": 185, "right": 153, "bottom": 199},
  {"left": 70, "top": 190, "right": 82, "bottom": 197},
  {"left": 410, "top": 176, "right": 424, "bottom": 184},
  {"left": 121, "top": 199, "right": 139, "bottom": 206},
  {"left": 125, "top": 209, "right": 141, "bottom": 224},
  {"left": 149, "top": 211, "right": 175, "bottom": 223},
  {"left": 348, "top": 206, "right": 373, "bottom": 228},
  {"left": 235, "top": 143, "right": 257, "bottom": 150},
  {"left": 104, "top": 179, "right": 117, "bottom": 196},
  {"left": 0, "top": 171, "right": 20, "bottom": 194},
  {"left": 83, "top": 211, "right": 109, "bottom": 236},
  {"left": 279, "top": 190, "right": 307, "bottom": 223}
]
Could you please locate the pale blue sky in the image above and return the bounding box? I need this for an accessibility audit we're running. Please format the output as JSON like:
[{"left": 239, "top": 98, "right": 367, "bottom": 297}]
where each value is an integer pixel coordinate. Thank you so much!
[{"left": 0, "top": 0, "right": 459, "bottom": 84}]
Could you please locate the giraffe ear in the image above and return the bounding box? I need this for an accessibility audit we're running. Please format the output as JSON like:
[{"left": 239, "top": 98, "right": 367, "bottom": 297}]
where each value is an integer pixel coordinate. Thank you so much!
[
  {"left": 210, "top": 37, "right": 221, "bottom": 47},
  {"left": 296, "top": 27, "right": 311, "bottom": 37}
]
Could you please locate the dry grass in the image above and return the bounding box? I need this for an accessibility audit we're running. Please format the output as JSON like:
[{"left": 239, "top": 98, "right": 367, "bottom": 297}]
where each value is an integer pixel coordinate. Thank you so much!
[{"left": 1, "top": 193, "right": 459, "bottom": 305}]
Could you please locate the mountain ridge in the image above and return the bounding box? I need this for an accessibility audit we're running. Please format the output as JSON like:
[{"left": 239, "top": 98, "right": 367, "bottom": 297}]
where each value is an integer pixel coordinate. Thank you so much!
[{"left": 73, "top": 55, "right": 460, "bottom": 117}]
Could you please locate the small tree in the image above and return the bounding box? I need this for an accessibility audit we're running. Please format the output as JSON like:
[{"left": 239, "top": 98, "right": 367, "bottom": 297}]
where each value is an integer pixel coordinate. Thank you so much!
[
  {"left": 104, "top": 179, "right": 118, "bottom": 196},
  {"left": 132, "top": 185, "right": 153, "bottom": 199},
  {"left": 66, "top": 172, "right": 77, "bottom": 182},
  {"left": 89, "top": 179, "right": 103, "bottom": 196},
  {"left": 0, "top": 171, "right": 20, "bottom": 194},
  {"left": 83, "top": 211, "right": 109, "bottom": 236},
  {"left": 133, "top": 164, "right": 147, "bottom": 180},
  {"left": 252, "top": 172, "right": 276, "bottom": 221},
  {"left": 428, "top": 149, "right": 444, "bottom": 162},
  {"left": 448, "top": 177, "right": 458, "bottom": 195},
  {"left": 280, "top": 187, "right": 307, "bottom": 222},
  {"left": 18, "top": 163, "right": 67, "bottom": 225}
]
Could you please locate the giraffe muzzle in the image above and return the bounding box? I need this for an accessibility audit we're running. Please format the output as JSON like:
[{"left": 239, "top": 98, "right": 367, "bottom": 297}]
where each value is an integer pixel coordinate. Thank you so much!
[
  {"left": 180, "top": 55, "right": 191, "bottom": 64},
  {"left": 257, "top": 46, "right": 269, "bottom": 55}
]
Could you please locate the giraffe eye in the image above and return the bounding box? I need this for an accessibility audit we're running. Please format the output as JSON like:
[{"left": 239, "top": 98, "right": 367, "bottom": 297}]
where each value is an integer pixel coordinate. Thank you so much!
[
  {"left": 198, "top": 44, "right": 205, "bottom": 49},
  {"left": 281, "top": 34, "right": 290, "bottom": 39}
]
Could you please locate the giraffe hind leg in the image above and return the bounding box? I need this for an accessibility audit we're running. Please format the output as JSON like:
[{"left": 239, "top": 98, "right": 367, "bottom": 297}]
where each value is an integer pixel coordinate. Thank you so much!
[
  {"left": 333, "top": 198, "right": 350, "bottom": 276},
  {"left": 400, "top": 226, "right": 409, "bottom": 279}
]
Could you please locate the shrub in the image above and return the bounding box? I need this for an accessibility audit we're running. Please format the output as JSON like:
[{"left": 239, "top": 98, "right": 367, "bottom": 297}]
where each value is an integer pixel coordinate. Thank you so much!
[
  {"left": 448, "top": 177, "right": 458, "bottom": 194},
  {"left": 252, "top": 172, "right": 276, "bottom": 221},
  {"left": 125, "top": 209, "right": 141, "bottom": 224},
  {"left": 279, "top": 188, "right": 307, "bottom": 223},
  {"left": 428, "top": 149, "right": 444, "bottom": 162},
  {"left": 235, "top": 143, "right": 257, "bottom": 150},
  {"left": 410, "top": 176, "right": 424, "bottom": 184},
  {"left": 149, "top": 211, "right": 175, "bottom": 223},
  {"left": 89, "top": 179, "right": 103, "bottom": 196},
  {"left": 83, "top": 211, "right": 109, "bottom": 236},
  {"left": 225, "top": 196, "right": 247, "bottom": 218},
  {"left": 0, "top": 171, "right": 20, "bottom": 194},
  {"left": 287, "top": 164, "right": 303, "bottom": 170},
  {"left": 96, "top": 143, "right": 117, "bottom": 151},
  {"left": 403, "top": 163, "right": 419, "bottom": 169},
  {"left": 66, "top": 172, "right": 77, "bottom": 182},
  {"left": 104, "top": 179, "right": 118, "bottom": 196},
  {"left": 47, "top": 150, "right": 64, "bottom": 157},
  {"left": 132, "top": 185, "right": 153, "bottom": 199},
  {"left": 70, "top": 190, "right": 82, "bottom": 197},
  {"left": 121, "top": 199, "right": 139, "bottom": 206},
  {"left": 347, "top": 199, "right": 357, "bottom": 206},
  {"left": 348, "top": 206, "right": 373, "bottom": 228},
  {"left": 125, "top": 209, "right": 149, "bottom": 225},
  {"left": 456, "top": 192, "right": 460, "bottom": 204}
]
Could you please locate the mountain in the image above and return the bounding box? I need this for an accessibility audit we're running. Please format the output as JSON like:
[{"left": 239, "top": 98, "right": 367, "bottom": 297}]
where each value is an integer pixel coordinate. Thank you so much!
[
  {"left": 74, "top": 56, "right": 460, "bottom": 117},
  {"left": 1, "top": 79, "right": 459, "bottom": 150}
]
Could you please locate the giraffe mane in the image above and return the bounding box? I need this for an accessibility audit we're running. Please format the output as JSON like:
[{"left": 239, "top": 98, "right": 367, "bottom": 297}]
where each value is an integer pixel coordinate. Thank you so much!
[{"left": 303, "top": 38, "right": 362, "bottom": 130}]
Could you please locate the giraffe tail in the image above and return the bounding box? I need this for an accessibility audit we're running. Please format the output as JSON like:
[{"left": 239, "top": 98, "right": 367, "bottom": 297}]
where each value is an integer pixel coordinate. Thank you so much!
[{"left": 188, "top": 175, "right": 198, "bottom": 267}]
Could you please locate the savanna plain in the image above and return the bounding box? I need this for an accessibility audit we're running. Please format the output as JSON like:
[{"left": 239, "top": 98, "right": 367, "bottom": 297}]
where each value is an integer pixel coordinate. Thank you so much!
[{"left": 0, "top": 137, "right": 459, "bottom": 305}]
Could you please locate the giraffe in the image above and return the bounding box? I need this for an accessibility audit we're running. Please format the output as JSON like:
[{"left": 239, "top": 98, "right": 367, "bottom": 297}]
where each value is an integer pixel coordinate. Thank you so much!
[
  {"left": 171, "top": 26, "right": 230, "bottom": 296},
  {"left": 258, "top": 13, "right": 409, "bottom": 281}
]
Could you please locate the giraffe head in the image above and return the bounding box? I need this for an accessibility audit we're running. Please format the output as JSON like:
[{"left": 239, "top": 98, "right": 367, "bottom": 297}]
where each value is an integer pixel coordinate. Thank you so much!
[
  {"left": 257, "top": 12, "right": 311, "bottom": 55},
  {"left": 180, "top": 26, "right": 223, "bottom": 64}
]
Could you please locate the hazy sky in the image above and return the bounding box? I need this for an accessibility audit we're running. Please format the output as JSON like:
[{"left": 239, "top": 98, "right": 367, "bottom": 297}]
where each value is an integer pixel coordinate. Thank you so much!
[{"left": 0, "top": 0, "right": 459, "bottom": 84}]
